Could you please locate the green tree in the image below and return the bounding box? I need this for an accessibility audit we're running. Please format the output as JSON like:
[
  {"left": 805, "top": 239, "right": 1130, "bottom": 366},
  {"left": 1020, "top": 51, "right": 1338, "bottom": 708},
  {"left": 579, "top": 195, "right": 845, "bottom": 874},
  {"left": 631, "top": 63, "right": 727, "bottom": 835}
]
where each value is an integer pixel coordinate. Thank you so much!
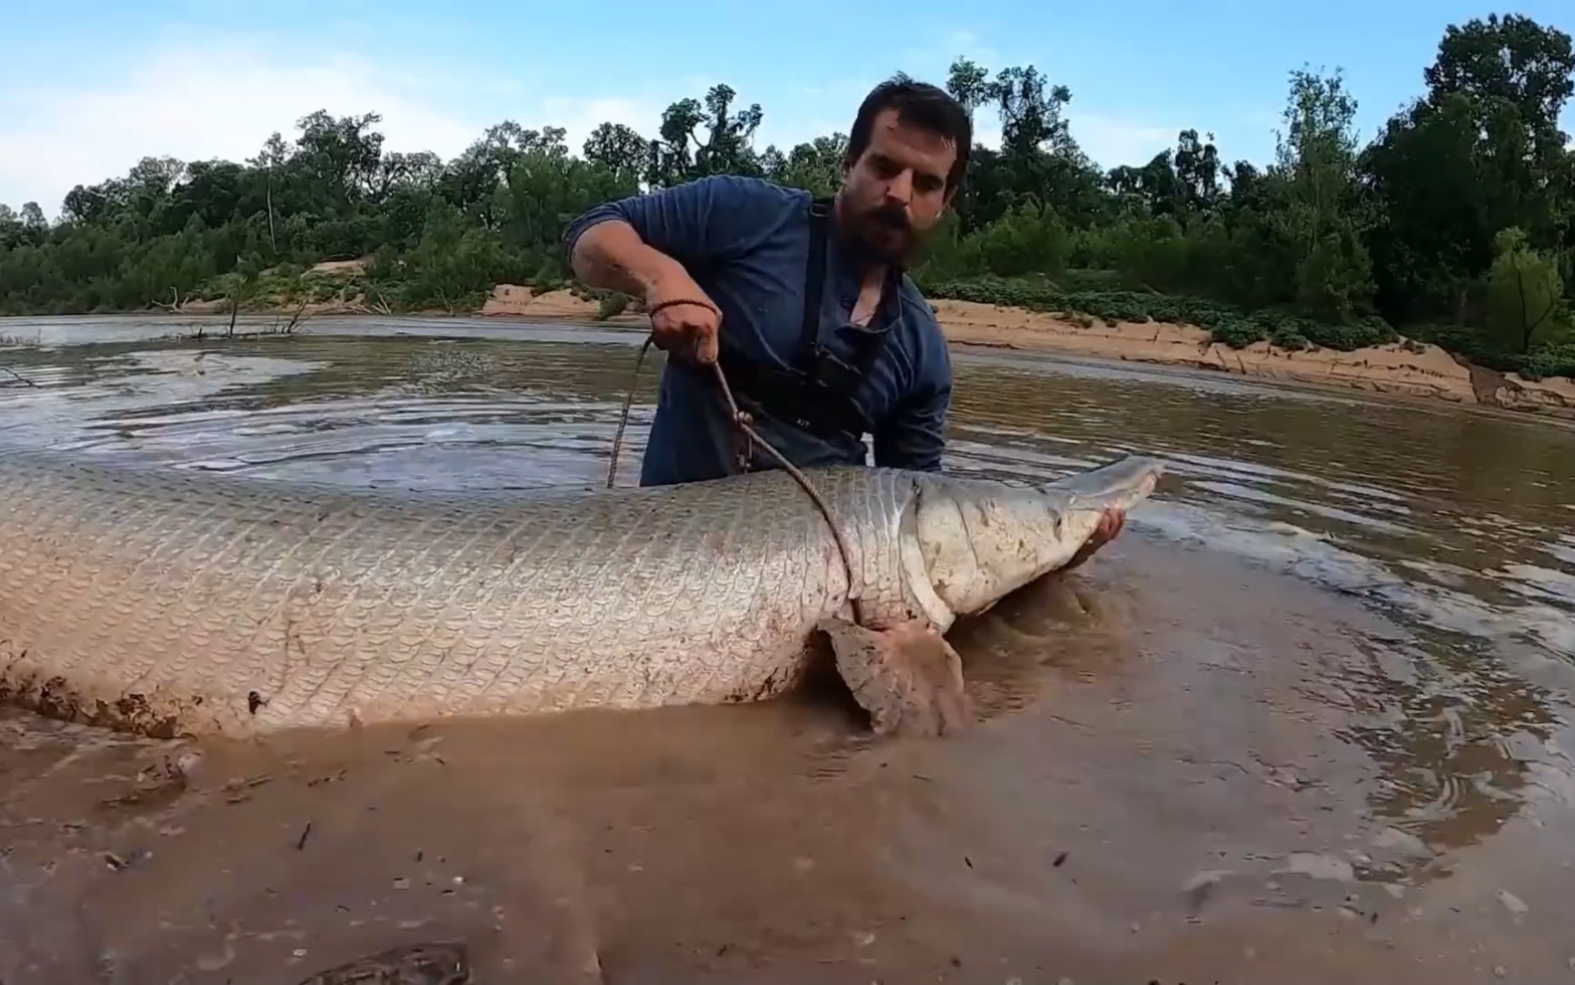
[
  {"left": 1363, "top": 15, "right": 1574, "bottom": 326},
  {"left": 761, "top": 134, "right": 849, "bottom": 197},
  {"left": 945, "top": 57, "right": 993, "bottom": 124},
  {"left": 3, "top": 13, "right": 1574, "bottom": 379},
  {"left": 582, "top": 123, "right": 651, "bottom": 184},
  {"left": 646, "top": 85, "right": 765, "bottom": 187},
  {"left": 1484, "top": 226, "right": 1567, "bottom": 353}
]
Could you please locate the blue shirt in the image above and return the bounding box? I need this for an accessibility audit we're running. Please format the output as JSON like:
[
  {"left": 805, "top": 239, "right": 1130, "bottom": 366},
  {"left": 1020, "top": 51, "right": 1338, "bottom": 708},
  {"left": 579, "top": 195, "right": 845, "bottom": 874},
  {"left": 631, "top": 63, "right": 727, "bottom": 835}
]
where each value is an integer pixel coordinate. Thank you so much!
[{"left": 564, "top": 175, "right": 953, "bottom": 487}]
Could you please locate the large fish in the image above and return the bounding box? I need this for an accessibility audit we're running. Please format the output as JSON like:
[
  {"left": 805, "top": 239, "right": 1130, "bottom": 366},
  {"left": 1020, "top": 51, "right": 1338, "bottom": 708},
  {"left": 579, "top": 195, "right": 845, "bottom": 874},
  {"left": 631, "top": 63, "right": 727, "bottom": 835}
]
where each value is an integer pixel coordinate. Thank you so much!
[{"left": 0, "top": 449, "right": 1163, "bottom": 739}]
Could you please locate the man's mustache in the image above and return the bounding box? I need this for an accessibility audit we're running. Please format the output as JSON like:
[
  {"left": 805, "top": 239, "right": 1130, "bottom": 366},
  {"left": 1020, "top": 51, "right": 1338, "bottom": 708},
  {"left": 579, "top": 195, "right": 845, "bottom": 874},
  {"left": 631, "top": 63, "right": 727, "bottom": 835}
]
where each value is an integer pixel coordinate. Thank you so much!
[{"left": 869, "top": 205, "right": 911, "bottom": 231}]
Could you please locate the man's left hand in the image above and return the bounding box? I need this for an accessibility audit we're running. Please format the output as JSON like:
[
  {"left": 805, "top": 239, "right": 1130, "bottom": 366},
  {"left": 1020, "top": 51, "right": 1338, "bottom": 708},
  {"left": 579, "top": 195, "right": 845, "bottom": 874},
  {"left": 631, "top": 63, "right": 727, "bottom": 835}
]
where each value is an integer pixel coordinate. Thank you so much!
[{"left": 1066, "top": 506, "right": 1126, "bottom": 571}]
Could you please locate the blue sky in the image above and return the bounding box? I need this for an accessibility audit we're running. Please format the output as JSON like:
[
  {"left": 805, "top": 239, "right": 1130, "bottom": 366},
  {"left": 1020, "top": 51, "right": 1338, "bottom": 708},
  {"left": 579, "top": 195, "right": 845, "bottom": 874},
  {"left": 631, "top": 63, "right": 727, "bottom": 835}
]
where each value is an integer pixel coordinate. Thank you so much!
[{"left": 2, "top": 0, "right": 1572, "bottom": 216}]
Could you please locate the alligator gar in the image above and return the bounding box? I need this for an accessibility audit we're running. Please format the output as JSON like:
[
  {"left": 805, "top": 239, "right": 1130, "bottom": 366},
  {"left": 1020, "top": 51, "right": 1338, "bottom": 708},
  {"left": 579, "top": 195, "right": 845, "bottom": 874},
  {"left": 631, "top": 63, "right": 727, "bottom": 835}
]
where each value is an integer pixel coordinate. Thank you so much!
[{"left": 0, "top": 448, "right": 1163, "bottom": 738}]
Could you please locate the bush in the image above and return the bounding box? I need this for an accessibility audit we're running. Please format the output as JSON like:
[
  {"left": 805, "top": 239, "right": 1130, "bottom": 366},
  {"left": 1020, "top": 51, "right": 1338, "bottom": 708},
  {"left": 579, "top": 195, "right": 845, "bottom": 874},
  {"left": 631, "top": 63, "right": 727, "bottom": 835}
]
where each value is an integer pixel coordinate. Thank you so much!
[{"left": 921, "top": 276, "right": 1400, "bottom": 352}]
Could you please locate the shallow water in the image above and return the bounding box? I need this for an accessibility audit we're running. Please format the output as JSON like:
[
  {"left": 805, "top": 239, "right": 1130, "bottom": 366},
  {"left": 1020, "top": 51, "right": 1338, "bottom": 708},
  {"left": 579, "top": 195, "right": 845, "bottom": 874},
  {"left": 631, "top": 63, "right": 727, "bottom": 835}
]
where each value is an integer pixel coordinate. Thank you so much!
[{"left": 2, "top": 315, "right": 1575, "bottom": 984}]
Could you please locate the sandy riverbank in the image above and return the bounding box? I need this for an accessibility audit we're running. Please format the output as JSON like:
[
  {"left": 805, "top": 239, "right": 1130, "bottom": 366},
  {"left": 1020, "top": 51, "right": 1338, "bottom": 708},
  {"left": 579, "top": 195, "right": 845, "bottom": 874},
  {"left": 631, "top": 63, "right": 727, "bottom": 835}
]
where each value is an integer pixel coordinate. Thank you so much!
[
  {"left": 478, "top": 284, "right": 1575, "bottom": 420},
  {"left": 16, "top": 268, "right": 1568, "bottom": 420}
]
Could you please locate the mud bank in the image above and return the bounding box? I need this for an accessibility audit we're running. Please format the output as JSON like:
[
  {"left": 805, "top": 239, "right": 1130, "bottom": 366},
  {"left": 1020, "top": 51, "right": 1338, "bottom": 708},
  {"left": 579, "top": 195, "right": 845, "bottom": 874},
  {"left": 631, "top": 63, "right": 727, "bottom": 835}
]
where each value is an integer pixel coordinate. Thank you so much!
[
  {"left": 928, "top": 298, "right": 1575, "bottom": 420},
  {"left": 25, "top": 276, "right": 1569, "bottom": 420},
  {"left": 477, "top": 285, "right": 1575, "bottom": 421}
]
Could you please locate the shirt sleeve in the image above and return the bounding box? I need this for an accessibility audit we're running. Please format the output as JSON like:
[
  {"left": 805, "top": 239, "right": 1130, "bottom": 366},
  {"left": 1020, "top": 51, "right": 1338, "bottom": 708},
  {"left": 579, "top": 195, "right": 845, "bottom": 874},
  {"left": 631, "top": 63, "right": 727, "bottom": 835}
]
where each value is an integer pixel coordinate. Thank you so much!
[
  {"left": 563, "top": 174, "right": 784, "bottom": 268},
  {"left": 872, "top": 314, "right": 953, "bottom": 471}
]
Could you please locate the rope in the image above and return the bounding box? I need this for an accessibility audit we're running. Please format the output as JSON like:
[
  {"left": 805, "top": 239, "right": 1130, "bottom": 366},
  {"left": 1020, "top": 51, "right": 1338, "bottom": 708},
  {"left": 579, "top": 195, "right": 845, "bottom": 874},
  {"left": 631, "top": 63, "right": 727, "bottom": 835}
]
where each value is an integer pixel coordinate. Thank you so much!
[
  {"left": 606, "top": 335, "right": 866, "bottom": 625},
  {"left": 606, "top": 335, "right": 653, "bottom": 490}
]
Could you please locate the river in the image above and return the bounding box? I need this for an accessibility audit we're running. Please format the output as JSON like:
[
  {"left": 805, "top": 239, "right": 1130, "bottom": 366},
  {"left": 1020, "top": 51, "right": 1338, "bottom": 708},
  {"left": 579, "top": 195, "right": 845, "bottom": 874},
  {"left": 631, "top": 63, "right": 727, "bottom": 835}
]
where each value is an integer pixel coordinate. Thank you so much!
[{"left": 2, "top": 315, "right": 1574, "bottom": 984}]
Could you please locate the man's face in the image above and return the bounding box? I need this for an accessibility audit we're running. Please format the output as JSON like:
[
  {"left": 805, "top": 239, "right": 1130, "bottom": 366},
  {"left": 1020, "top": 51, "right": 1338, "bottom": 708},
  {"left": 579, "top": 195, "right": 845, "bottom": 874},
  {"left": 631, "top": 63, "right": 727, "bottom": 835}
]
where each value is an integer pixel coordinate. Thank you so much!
[{"left": 839, "top": 107, "right": 958, "bottom": 264}]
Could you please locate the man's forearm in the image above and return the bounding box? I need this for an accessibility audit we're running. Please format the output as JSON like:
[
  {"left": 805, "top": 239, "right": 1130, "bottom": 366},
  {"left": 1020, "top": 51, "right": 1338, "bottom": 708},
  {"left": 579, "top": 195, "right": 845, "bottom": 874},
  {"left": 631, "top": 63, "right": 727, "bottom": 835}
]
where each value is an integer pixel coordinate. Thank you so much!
[{"left": 570, "top": 220, "right": 689, "bottom": 300}]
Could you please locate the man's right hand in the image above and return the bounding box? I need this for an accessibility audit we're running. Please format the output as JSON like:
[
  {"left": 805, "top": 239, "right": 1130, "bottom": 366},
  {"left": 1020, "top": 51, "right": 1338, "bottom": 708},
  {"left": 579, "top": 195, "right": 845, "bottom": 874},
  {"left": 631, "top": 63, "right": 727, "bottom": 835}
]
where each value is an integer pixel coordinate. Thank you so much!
[{"left": 645, "top": 272, "right": 722, "bottom": 365}]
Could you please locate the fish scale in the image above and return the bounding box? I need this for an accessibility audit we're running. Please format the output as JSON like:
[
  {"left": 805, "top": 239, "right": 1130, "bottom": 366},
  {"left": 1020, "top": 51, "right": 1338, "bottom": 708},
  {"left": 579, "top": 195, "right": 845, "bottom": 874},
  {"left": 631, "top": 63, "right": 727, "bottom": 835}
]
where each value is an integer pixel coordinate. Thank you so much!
[{"left": 0, "top": 447, "right": 1163, "bottom": 738}]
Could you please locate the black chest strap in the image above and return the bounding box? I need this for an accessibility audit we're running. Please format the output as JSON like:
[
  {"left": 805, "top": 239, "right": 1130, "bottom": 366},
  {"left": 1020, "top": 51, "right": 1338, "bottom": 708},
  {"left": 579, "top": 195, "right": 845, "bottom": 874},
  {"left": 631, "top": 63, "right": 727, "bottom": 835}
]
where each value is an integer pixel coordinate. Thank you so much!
[{"left": 713, "top": 196, "right": 897, "bottom": 443}]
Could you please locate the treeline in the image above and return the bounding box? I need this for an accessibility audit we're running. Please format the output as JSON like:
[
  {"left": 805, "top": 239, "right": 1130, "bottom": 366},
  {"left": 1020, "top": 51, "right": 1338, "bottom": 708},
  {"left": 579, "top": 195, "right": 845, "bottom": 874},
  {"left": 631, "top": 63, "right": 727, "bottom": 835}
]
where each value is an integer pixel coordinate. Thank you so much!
[{"left": 2, "top": 13, "right": 1573, "bottom": 378}]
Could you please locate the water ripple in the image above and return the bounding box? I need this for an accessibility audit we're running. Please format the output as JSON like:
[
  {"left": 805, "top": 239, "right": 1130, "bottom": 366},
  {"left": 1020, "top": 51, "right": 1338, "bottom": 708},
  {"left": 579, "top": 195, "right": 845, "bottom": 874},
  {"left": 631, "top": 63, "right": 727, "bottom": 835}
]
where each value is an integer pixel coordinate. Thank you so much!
[{"left": 4, "top": 318, "right": 1575, "bottom": 852}]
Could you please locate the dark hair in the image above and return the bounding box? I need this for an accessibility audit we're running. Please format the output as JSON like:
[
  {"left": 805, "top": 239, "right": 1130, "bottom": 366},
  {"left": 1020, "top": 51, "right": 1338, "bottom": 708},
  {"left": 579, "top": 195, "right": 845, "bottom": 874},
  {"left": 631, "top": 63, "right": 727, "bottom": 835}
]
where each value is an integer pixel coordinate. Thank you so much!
[{"left": 846, "top": 74, "right": 973, "bottom": 193}]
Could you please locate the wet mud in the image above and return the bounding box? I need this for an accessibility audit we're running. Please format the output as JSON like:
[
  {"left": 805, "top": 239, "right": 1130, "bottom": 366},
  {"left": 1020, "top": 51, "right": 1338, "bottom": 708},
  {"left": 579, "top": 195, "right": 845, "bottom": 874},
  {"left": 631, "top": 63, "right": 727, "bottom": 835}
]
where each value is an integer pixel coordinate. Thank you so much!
[{"left": 2, "top": 316, "right": 1574, "bottom": 983}]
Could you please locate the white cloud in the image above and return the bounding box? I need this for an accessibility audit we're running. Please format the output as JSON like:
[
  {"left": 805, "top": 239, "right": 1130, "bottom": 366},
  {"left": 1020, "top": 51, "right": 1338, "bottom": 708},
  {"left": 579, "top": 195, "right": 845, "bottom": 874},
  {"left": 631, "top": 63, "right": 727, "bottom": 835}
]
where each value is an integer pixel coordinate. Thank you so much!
[
  {"left": 899, "top": 28, "right": 999, "bottom": 73},
  {"left": 0, "top": 40, "right": 697, "bottom": 218},
  {"left": 0, "top": 41, "right": 484, "bottom": 216},
  {"left": 1070, "top": 114, "right": 1180, "bottom": 169},
  {"left": 0, "top": 33, "right": 1189, "bottom": 217},
  {"left": 539, "top": 94, "right": 673, "bottom": 150}
]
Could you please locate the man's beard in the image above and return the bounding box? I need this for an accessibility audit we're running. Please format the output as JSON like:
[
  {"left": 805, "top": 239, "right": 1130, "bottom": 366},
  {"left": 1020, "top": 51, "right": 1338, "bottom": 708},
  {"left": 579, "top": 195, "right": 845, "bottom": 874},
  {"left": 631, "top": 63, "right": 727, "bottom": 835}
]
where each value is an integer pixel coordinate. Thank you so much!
[{"left": 849, "top": 203, "right": 922, "bottom": 265}]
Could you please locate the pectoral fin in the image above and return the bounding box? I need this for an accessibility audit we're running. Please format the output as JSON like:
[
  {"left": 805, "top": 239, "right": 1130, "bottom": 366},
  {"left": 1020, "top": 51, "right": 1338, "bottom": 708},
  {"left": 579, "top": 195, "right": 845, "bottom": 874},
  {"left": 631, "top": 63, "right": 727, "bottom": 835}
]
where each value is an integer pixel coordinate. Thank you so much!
[{"left": 818, "top": 617, "right": 975, "bottom": 738}]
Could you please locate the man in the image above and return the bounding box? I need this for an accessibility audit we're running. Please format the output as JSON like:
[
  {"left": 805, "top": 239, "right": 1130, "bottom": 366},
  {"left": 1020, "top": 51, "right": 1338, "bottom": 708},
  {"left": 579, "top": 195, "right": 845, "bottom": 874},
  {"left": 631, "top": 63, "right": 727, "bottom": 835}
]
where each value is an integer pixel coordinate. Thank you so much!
[{"left": 566, "top": 74, "right": 1123, "bottom": 551}]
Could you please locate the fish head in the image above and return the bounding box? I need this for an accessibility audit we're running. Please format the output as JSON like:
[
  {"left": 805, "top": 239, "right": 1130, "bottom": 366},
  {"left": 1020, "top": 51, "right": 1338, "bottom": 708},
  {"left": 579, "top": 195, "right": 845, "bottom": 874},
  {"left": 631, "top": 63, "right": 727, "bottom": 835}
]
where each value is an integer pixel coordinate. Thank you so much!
[{"left": 909, "top": 455, "right": 1165, "bottom": 621}]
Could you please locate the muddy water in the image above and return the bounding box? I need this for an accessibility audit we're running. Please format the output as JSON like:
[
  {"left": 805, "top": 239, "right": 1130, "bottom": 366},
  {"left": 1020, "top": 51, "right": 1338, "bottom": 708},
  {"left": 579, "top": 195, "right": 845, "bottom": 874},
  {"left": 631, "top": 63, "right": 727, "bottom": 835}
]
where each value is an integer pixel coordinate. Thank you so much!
[{"left": 2, "top": 316, "right": 1575, "bottom": 984}]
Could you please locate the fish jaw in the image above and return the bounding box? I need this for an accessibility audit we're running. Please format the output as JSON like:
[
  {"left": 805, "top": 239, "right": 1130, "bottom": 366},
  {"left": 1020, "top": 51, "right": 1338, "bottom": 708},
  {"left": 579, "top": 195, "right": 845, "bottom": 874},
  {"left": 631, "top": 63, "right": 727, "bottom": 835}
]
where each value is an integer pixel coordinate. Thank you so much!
[{"left": 909, "top": 456, "right": 1165, "bottom": 621}]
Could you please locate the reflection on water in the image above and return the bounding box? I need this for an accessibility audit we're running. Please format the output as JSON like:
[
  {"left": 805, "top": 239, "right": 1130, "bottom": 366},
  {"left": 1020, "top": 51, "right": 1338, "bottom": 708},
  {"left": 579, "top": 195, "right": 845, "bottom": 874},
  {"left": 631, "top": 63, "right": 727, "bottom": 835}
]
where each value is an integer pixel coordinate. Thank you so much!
[{"left": 3, "top": 316, "right": 1575, "bottom": 982}]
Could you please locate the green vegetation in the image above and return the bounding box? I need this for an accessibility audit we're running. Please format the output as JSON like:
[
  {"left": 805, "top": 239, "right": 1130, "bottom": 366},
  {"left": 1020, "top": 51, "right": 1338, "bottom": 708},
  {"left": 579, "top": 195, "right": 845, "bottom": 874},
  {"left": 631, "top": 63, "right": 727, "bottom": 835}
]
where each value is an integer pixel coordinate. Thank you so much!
[{"left": 2, "top": 14, "right": 1574, "bottom": 378}]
